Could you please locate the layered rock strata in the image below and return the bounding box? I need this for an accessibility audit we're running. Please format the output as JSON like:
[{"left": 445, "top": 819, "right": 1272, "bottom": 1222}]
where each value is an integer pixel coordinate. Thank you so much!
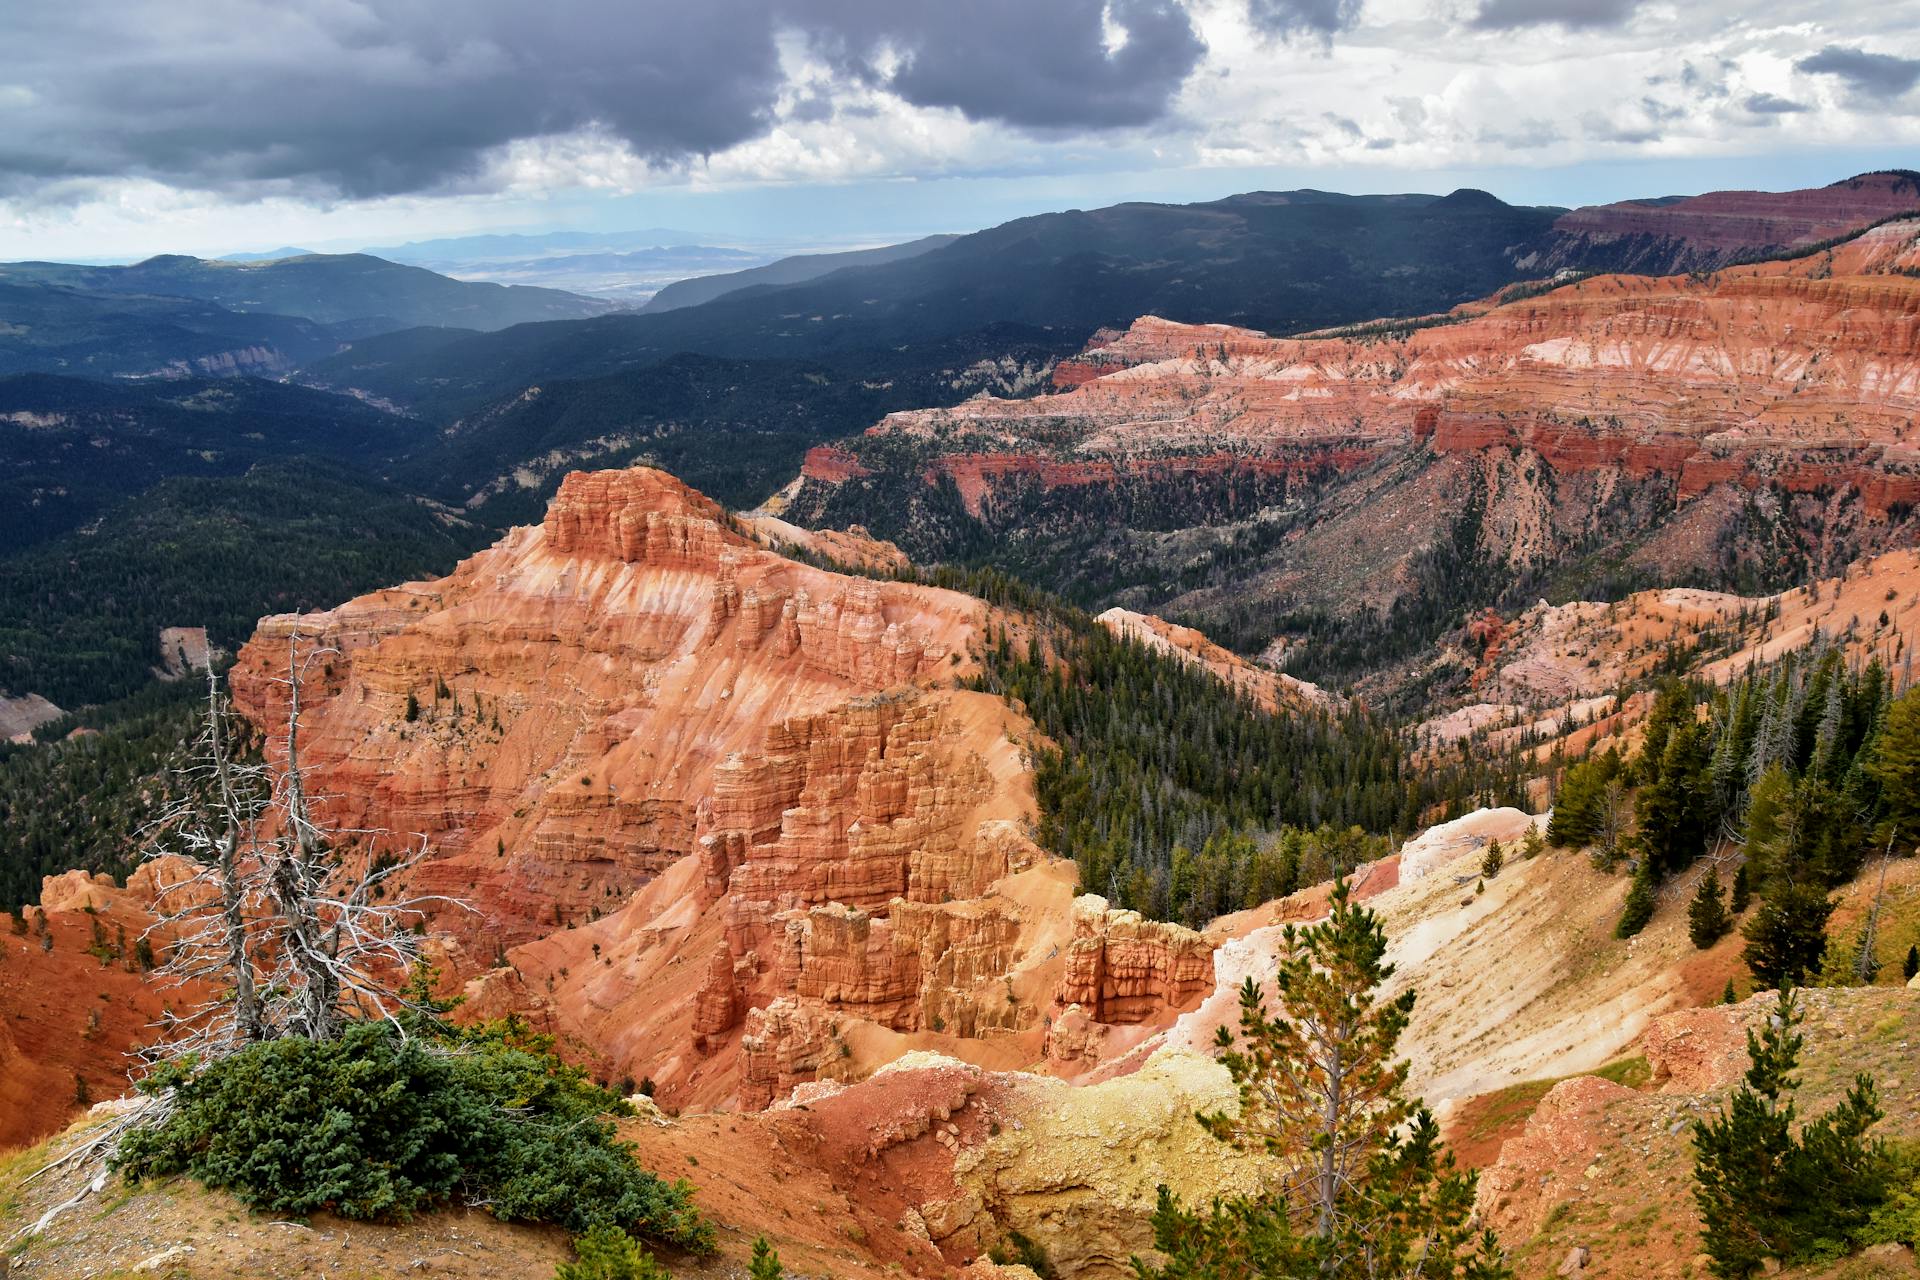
[{"left": 226, "top": 468, "right": 1207, "bottom": 1109}]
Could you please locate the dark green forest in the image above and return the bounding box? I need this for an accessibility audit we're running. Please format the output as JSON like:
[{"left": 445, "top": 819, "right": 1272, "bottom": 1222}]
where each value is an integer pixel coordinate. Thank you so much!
[
  {"left": 0, "top": 460, "right": 486, "bottom": 707},
  {"left": 910, "top": 565, "right": 1524, "bottom": 927},
  {"left": 0, "top": 677, "right": 203, "bottom": 911}
]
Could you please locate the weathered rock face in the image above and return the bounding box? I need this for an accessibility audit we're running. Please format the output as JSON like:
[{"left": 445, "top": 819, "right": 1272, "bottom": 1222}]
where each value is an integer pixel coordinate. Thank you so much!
[
  {"left": 225, "top": 467, "right": 1097, "bottom": 1109},
  {"left": 1535, "top": 170, "right": 1920, "bottom": 275},
  {"left": 1056, "top": 896, "right": 1213, "bottom": 1024},
  {"left": 0, "top": 863, "right": 198, "bottom": 1148},
  {"left": 230, "top": 467, "right": 982, "bottom": 946},
  {"left": 787, "top": 219, "right": 1920, "bottom": 663}
]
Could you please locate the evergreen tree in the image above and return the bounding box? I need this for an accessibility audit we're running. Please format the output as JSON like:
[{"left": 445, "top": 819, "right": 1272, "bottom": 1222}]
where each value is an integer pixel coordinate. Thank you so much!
[
  {"left": 1135, "top": 879, "right": 1510, "bottom": 1280},
  {"left": 1691, "top": 988, "right": 1888, "bottom": 1278},
  {"left": 555, "top": 1225, "right": 670, "bottom": 1280},
  {"left": 1616, "top": 860, "right": 1656, "bottom": 939},
  {"left": 1722, "top": 979, "right": 1738, "bottom": 1005},
  {"left": 1867, "top": 687, "right": 1920, "bottom": 845},
  {"left": 1479, "top": 839, "right": 1504, "bottom": 881},
  {"left": 1688, "top": 868, "right": 1733, "bottom": 949},
  {"left": 1741, "top": 766, "right": 1797, "bottom": 883},
  {"left": 1742, "top": 884, "right": 1834, "bottom": 990},
  {"left": 749, "top": 1236, "right": 783, "bottom": 1280},
  {"left": 1548, "top": 750, "right": 1622, "bottom": 848},
  {"left": 1638, "top": 678, "right": 1694, "bottom": 787},
  {"left": 1636, "top": 721, "right": 1716, "bottom": 877},
  {"left": 1730, "top": 863, "right": 1752, "bottom": 915}
]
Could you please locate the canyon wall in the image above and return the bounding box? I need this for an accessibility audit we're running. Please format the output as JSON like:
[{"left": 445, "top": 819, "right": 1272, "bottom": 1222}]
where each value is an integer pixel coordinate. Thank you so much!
[
  {"left": 224, "top": 468, "right": 1212, "bottom": 1109},
  {"left": 786, "top": 217, "right": 1920, "bottom": 662}
]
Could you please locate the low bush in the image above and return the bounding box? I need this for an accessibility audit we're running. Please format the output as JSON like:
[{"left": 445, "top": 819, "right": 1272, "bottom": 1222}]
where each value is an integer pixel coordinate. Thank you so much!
[{"left": 114, "top": 1019, "right": 711, "bottom": 1250}]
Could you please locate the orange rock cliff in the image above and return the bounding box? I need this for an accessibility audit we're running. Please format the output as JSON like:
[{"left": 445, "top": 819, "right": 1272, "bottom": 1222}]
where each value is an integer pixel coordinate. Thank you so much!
[{"left": 221, "top": 467, "right": 1215, "bottom": 1111}]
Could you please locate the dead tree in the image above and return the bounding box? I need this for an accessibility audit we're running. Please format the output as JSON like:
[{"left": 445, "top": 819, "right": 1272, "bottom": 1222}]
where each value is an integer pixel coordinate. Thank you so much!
[
  {"left": 138, "top": 664, "right": 272, "bottom": 1065},
  {"left": 250, "top": 633, "right": 463, "bottom": 1041},
  {"left": 10, "top": 636, "right": 468, "bottom": 1243},
  {"left": 141, "top": 632, "right": 464, "bottom": 1053}
]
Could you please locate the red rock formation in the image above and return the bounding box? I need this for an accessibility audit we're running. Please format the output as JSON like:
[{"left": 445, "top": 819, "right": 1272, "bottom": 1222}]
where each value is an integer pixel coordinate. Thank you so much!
[
  {"left": 1540, "top": 170, "right": 1920, "bottom": 273},
  {"left": 0, "top": 864, "right": 195, "bottom": 1148},
  {"left": 1056, "top": 896, "right": 1214, "bottom": 1024},
  {"left": 225, "top": 467, "right": 1091, "bottom": 1110},
  {"left": 820, "top": 220, "right": 1920, "bottom": 516},
  {"left": 788, "top": 218, "right": 1920, "bottom": 629}
]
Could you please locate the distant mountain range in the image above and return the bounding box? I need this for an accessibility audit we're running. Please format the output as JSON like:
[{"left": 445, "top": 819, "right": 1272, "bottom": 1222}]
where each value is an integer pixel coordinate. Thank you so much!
[
  {"left": 357, "top": 227, "right": 711, "bottom": 262},
  {"left": 8, "top": 170, "right": 1920, "bottom": 709},
  {"left": 0, "top": 252, "right": 620, "bottom": 329},
  {"left": 0, "top": 250, "right": 623, "bottom": 381},
  {"left": 354, "top": 228, "right": 964, "bottom": 306},
  {"left": 640, "top": 234, "right": 960, "bottom": 312}
]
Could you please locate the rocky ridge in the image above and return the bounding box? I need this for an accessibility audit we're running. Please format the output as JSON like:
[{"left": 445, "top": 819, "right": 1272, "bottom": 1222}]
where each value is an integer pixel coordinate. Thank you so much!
[
  {"left": 1534, "top": 169, "right": 1920, "bottom": 275},
  {"left": 786, "top": 218, "right": 1920, "bottom": 674},
  {"left": 220, "top": 467, "right": 1215, "bottom": 1113}
]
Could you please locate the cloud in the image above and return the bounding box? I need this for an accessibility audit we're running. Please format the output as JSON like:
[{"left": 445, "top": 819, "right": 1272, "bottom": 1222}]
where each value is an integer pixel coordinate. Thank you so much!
[
  {"left": 1246, "top": 0, "right": 1364, "bottom": 41},
  {"left": 805, "top": 0, "right": 1206, "bottom": 131},
  {"left": 1470, "top": 0, "right": 1641, "bottom": 30},
  {"left": 1795, "top": 45, "right": 1920, "bottom": 99},
  {"left": 0, "top": 0, "right": 1205, "bottom": 203},
  {"left": 1743, "top": 92, "right": 1808, "bottom": 114}
]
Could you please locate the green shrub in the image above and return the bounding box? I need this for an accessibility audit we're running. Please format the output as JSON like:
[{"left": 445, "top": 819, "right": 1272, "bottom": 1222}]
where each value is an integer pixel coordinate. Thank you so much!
[
  {"left": 1853, "top": 1143, "right": 1920, "bottom": 1252},
  {"left": 115, "top": 1020, "right": 711, "bottom": 1249},
  {"left": 988, "top": 1228, "right": 1057, "bottom": 1279},
  {"left": 556, "top": 1225, "right": 671, "bottom": 1280}
]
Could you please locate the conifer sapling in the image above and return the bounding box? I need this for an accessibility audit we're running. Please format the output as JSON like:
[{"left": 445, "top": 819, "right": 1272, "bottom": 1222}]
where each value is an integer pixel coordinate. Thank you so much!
[
  {"left": 749, "top": 1236, "right": 784, "bottom": 1280},
  {"left": 1616, "top": 860, "right": 1656, "bottom": 939},
  {"left": 1688, "top": 867, "right": 1733, "bottom": 950}
]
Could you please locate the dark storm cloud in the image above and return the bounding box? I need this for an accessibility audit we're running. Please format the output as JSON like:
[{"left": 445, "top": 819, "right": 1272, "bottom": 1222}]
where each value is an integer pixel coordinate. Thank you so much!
[
  {"left": 1246, "top": 0, "right": 1364, "bottom": 41},
  {"left": 1469, "top": 0, "right": 1640, "bottom": 30},
  {"left": 1795, "top": 45, "right": 1920, "bottom": 99},
  {"left": 799, "top": 0, "right": 1205, "bottom": 131},
  {"left": 0, "top": 0, "right": 1205, "bottom": 201}
]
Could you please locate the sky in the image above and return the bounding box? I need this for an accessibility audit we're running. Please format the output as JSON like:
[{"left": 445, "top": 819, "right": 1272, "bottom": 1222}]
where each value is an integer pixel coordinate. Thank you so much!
[{"left": 2, "top": 0, "right": 1919, "bottom": 261}]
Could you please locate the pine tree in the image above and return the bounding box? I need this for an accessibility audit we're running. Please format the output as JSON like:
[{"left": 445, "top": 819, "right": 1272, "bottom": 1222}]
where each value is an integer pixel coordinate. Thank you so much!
[
  {"left": 1692, "top": 988, "right": 1888, "bottom": 1278},
  {"left": 1867, "top": 686, "right": 1920, "bottom": 845},
  {"left": 1616, "top": 860, "right": 1656, "bottom": 939},
  {"left": 1741, "top": 765, "right": 1802, "bottom": 884},
  {"left": 1742, "top": 884, "right": 1834, "bottom": 990},
  {"left": 404, "top": 690, "right": 420, "bottom": 722},
  {"left": 1730, "top": 863, "right": 1752, "bottom": 914},
  {"left": 1136, "top": 878, "right": 1510, "bottom": 1280},
  {"left": 749, "top": 1236, "right": 783, "bottom": 1280},
  {"left": 1688, "top": 868, "right": 1732, "bottom": 949},
  {"left": 1479, "top": 839, "right": 1504, "bottom": 880},
  {"left": 1722, "top": 979, "right": 1738, "bottom": 1005},
  {"left": 1636, "top": 721, "right": 1716, "bottom": 877},
  {"left": 555, "top": 1225, "right": 669, "bottom": 1280}
]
